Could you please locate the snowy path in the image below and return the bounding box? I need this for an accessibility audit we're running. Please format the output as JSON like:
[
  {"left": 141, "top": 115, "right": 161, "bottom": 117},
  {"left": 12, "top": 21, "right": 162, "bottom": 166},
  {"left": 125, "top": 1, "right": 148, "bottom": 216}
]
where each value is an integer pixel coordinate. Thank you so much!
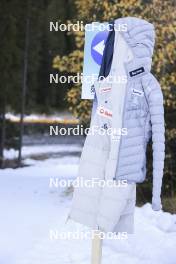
[{"left": 0, "top": 147, "right": 176, "bottom": 264}]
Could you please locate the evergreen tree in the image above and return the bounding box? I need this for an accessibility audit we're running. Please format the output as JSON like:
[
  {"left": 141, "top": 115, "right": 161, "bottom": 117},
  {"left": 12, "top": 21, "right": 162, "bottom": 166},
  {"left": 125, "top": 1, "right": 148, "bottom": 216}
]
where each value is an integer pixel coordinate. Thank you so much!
[{"left": 0, "top": 0, "right": 20, "bottom": 166}]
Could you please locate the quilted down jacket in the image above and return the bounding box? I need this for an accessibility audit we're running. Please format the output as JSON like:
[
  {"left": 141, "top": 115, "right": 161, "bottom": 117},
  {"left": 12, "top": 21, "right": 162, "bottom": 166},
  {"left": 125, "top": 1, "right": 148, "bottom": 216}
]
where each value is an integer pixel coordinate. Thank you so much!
[{"left": 69, "top": 17, "right": 165, "bottom": 231}]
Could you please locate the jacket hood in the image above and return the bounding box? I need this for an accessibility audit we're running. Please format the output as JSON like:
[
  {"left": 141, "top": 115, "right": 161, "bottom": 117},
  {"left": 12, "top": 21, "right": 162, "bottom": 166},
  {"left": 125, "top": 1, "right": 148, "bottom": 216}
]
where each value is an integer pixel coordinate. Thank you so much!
[
  {"left": 114, "top": 17, "right": 155, "bottom": 59},
  {"left": 99, "top": 17, "right": 155, "bottom": 79}
]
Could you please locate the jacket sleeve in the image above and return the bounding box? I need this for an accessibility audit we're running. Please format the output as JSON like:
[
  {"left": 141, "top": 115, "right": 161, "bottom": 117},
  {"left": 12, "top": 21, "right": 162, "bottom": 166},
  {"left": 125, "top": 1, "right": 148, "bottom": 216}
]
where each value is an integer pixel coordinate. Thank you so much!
[{"left": 144, "top": 75, "right": 165, "bottom": 211}]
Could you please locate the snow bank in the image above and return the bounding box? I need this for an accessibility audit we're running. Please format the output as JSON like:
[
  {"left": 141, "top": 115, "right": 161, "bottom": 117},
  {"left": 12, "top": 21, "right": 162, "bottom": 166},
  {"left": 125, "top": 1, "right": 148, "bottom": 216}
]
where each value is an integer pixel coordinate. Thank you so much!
[
  {"left": 4, "top": 144, "right": 82, "bottom": 160},
  {"left": 5, "top": 112, "right": 78, "bottom": 124}
]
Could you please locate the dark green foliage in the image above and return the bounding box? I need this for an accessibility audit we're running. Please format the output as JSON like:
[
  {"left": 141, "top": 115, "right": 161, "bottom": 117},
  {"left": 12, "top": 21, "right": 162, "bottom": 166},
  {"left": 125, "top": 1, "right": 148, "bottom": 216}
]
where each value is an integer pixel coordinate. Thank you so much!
[{"left": 0, "top": 0, "right": 75, "bottom": 161}]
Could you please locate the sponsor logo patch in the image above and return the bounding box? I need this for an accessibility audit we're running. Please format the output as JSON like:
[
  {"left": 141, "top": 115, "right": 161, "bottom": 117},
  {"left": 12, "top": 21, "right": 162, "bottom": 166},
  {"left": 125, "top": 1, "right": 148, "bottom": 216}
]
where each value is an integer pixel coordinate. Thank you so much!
[
  {"left": 132, "top": 88, "right": 144, "bottom": 96},
  {"left": 99, "top": 87, "right": 111, "bottom": 94},
  {"left": 129, "top": 67, "right": 145, "bottom": 77},
  {"left": 97, "top": 106, "right": 112, "bottom": 119},
  {"left": 90, "top": 85, "right": 95, "bottom": 95}
]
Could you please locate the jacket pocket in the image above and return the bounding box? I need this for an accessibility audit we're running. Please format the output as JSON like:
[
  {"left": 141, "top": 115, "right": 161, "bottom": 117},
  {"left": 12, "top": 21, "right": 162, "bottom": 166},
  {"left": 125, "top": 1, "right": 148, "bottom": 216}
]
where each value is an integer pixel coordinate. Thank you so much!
[
  {"left": 129, "top": 93, "right": 141, "bottom": 110},
  {"left": 104, "top": 159, "right": 117, "bottom": 180},
  {"left": 127, "top": 86, "right": 143, "bottom": 110},
  {"left": 127, "top": 92, "right": 148, "bottom": 119},
  {"left": 140, "top": 144, "right": 147, "bottom": 181}
]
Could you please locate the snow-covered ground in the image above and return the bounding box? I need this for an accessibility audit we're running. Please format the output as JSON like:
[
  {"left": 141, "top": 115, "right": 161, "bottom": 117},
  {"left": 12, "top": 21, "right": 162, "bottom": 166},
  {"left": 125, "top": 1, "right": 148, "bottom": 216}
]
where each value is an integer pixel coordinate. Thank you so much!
[
  {"left": 4, "top": 144, "right": 82, "bottom": 160},
  {"left": 0, "top": 144, "right": 176, "bottom": 264},
  {"left": 5, "top": 112, "right": 78, "bottom": 124}
]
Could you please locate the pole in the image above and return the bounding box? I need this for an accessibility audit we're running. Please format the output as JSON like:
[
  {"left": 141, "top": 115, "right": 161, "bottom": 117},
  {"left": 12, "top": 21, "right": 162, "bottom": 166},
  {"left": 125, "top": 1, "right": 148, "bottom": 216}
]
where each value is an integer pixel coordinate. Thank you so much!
[{"left": 91, "top": 230, "right": 102, "bottom": 264}]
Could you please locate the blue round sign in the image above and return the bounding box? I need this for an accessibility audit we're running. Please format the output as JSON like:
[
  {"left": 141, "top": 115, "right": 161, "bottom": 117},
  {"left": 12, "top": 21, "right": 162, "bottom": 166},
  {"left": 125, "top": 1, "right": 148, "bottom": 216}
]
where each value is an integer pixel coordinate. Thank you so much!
[{"left": 91, "top": 30, "right": 109, "bottom": 65}]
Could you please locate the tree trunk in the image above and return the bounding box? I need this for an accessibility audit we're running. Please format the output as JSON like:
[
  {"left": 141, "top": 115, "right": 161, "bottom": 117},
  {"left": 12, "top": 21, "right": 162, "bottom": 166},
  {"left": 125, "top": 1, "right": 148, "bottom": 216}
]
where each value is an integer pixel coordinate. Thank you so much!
[
  {"left": 18, "top": 12, "right": 30, "bottom": 167},
  {"left": 0, "top": 97, "right": 6, "bottom": 168}
]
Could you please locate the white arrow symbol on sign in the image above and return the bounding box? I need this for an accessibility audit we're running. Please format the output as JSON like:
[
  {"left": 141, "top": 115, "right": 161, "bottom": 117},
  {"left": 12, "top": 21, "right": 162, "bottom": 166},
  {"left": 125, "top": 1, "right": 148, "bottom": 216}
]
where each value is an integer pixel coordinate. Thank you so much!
[{"left": 93, "top": 40, "right": 105, "bottom": 56}]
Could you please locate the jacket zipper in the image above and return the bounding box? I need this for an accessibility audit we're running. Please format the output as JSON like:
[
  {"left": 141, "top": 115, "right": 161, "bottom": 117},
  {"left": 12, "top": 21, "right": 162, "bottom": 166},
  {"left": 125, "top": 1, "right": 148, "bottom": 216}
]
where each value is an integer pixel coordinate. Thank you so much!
[{"left": 113, "top": 80, "right": 130, "bottom": 180}]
